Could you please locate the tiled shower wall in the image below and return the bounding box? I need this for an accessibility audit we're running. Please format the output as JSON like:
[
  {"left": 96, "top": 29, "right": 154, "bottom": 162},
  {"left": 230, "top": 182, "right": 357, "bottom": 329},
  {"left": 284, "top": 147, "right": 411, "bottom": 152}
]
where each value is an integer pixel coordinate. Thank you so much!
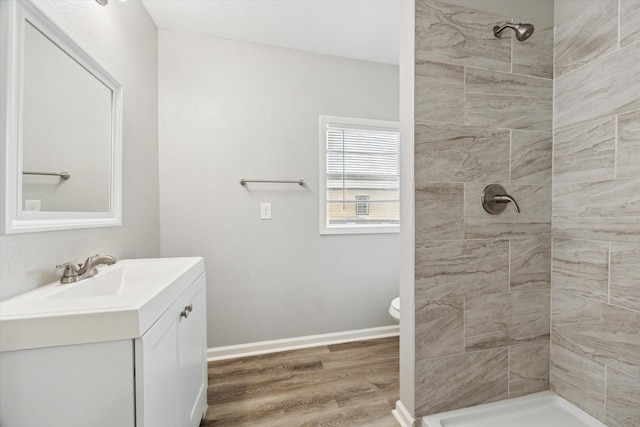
[
  {"left": 551, "top": 1, "right": 640, "bottom": 425},
  {"left": 413, "top": 0, "right": 553, "bottom": 417}
]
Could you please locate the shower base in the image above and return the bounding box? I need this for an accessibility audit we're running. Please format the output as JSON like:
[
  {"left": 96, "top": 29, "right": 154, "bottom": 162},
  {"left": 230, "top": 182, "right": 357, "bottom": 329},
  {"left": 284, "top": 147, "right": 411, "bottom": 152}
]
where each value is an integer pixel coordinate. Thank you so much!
[{"left": 422, "top": 391, "right": 606, "bottom": 427}]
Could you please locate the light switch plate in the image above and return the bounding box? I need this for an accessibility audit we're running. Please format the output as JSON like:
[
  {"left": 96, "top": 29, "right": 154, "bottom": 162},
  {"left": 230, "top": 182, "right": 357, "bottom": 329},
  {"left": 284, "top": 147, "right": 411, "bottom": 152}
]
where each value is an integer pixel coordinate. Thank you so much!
[
  {"left": 25, "top": 200, "right": 41, "bottom": 211},
  {"left": 261, "top": 203, "right": 271, "bottom": 220}
]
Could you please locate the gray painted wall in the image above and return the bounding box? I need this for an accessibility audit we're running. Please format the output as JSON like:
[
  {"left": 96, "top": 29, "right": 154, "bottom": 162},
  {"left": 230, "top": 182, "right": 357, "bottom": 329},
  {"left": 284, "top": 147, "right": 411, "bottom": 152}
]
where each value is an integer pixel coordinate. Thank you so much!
[
  {"left": 0, "top": 0, "right": 160, "bottom": 300},
  {"left": 158, "top": 31, "right": 400, "bottom": 348}
]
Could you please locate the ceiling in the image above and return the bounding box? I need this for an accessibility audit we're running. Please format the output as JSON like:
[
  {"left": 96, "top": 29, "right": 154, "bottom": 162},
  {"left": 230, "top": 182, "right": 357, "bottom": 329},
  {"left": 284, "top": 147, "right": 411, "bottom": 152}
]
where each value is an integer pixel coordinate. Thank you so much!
[{"left": 140, "top": 0, "right": 400, "bottom": 65}]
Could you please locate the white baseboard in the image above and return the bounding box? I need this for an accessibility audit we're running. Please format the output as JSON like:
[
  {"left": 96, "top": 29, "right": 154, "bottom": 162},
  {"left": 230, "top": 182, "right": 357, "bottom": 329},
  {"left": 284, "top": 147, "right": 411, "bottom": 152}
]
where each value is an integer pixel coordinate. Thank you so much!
[
  {"left": 392, "top": 400, "right": 416, "bottom": 427},
  {"left": 207, "top": 325, "right": 399, "bottom": 361}
]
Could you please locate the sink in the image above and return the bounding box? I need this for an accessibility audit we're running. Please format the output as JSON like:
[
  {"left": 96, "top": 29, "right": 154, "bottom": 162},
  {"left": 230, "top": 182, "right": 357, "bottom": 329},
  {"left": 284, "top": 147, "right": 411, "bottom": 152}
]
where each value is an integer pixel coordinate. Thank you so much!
[
  {"left": 0, "top": 257, "right": 204, "bottom": 352},
  {"left": 46, "top": 259, "right": 198, "bottom": 299},
  {"left": 47, "top": 267, "right": 124, "bottom": 298}
]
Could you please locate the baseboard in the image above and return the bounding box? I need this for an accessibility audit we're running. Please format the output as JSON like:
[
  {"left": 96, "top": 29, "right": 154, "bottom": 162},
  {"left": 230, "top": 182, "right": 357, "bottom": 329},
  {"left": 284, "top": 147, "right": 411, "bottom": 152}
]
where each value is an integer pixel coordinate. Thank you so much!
[
  {"left": 207, "top": 325, "right": 399, "bottom": 361},
  {"left": 392, "top": 400, "right": 416, "bottom": 427}
]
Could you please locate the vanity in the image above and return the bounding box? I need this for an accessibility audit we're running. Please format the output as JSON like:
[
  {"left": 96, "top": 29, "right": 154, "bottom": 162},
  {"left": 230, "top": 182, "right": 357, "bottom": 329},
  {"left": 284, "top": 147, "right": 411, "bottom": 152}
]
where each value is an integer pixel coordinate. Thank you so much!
[{"left": 0, "top": 257, "right": 208, "bottom": 427}]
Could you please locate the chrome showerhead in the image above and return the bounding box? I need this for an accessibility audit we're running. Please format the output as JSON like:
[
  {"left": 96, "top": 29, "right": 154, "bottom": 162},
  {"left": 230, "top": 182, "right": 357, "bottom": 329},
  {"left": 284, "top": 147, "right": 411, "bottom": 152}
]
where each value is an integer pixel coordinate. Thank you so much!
[{"left": 493, "top": 23, "right": 535, "bottom": 41}]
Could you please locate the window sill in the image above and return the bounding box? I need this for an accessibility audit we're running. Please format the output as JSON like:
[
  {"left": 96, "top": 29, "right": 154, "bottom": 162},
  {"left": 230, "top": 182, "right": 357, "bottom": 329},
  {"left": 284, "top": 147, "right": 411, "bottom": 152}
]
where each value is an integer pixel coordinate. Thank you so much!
[{"left": 320, "top": 224, "right": 399, "bottom": 235}]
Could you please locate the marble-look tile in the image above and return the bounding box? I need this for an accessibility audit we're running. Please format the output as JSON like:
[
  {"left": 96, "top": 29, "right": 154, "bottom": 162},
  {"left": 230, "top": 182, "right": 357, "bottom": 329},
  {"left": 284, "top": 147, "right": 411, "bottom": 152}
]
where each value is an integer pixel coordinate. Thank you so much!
[
  {"left": 415, "top": 183, "right": 464, "bottom": 242},
  {"left": 552, "top": 290, "right": 640, "bottom": 380},
  {"left": 555, "top": 41, "right": 640, "bottom": 129},
  {"left": 554, "top": 0, "right": 618, "bottom": 77},
  {"left": 465, "top": 290, "right": 550, "bottom": 350},
  {"left": 510, "top": 131, "right": 552, "bottom": 185},
  {"left": 415, "top": 348, "right": 508, "bottom": 416},
  {"left": 552, "top": 238, "right": 609, "bottom": 302},
  {"left": 465, "top": 68, "right": 553, "bottom": 131},
  {"left": 510, "top": 237, "right": 551, "bottom": 291},
  {"left": 550, "top": 341, "right": 605, "bottom": 420},
  {"left": 415, "top": 298, "right": 464, "bottom": 360},
  {"left": 415, "top": 239, "right": 509, "bottom": 301},
  {"left": 617, "top": 110, "right": 640, "bottom": 179},
  {"left": 610, "top": 243, "right": 640, "bottom": 312},
  {"left": 415, "top": 0, "right": 511, "bottom": 72},
  {"left": 509, "top": 340, "right": 550, "bottom": 397},
  {"left": 415, "top": 61, "right": 464, "bottom": 124},
  {"left": 553, "top": 117, "right": 615, "bottom": 184},
  {"left": 512, "top": 26, "right": 554, "bottom": 79},
  {"left": 415, "top": 121, "right": 509, "bottom": 183},
  {"left": 553, "top": 178, "right": 640, "bottom": 243},
  {"left": 620, "top": 0, "right": 640, "bottom": 48},
  {"left": 606, "top": 367, "right": 640, "bottom": 427},
  {"left": 465, "top": 183, "right": 551, "bottom": 239}
]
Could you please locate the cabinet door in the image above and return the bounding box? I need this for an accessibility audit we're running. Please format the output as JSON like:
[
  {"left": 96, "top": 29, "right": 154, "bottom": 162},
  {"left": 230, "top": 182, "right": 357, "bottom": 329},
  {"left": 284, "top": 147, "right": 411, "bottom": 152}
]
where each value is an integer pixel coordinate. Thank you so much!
[
  {"left": 135, "top": 301, "right": 180, "bottom": 427},
  {"left": 178, "top": 275, "right": 208, "bottom": 426},
  {"left": 135, "top": 274, "right": 208, "bottom": 427}
]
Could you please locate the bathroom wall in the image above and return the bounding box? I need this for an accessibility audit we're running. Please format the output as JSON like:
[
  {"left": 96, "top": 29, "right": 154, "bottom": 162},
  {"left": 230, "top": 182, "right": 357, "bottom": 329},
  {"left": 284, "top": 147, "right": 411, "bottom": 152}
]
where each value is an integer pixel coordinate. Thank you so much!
[
  {"left": 158, "top": 31, "right": 399, "bottom": 348},
  {"left": 551, "top": 0, "right": 640, "bottom": 425},
  {"left": 411, "top": 0, "right": 554, "bottom": 417},
  {"left": 0, "top": 0, "right": 160, "bottom": 300}
]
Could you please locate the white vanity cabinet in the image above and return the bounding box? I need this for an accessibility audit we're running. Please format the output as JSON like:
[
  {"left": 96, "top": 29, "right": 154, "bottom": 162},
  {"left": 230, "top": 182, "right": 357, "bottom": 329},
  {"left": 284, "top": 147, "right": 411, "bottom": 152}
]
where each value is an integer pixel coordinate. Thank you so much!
[
  {"left": 135, "top": 274, "right": 208, "bottom": 427},
  {"left": 0, "top": 257, "right": 208, "bottom": 427}
]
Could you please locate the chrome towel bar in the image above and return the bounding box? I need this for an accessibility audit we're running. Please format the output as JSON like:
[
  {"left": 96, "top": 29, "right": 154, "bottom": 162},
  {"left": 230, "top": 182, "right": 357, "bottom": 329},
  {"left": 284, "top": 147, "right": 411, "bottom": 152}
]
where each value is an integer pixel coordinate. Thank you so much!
[
  {"left": 240, "top": 179, "right": 304, "bottom": 186},
  {"left": 23, "top": 171, "right": 71, "bottom": 179}
]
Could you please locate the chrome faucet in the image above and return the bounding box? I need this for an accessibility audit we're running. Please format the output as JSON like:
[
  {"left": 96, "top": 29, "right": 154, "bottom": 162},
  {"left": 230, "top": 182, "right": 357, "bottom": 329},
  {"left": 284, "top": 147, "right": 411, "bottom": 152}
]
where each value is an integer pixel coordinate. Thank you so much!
[{"left": 56, "top": 254, "right": 117, "bottom": 284}]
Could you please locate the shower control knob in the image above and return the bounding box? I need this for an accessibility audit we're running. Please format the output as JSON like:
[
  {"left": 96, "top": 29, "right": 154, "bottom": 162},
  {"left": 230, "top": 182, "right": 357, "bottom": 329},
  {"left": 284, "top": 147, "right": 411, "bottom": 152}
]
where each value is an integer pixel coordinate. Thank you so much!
[{"left": 481, "top": 184, "right": 521, "bottom": 215}]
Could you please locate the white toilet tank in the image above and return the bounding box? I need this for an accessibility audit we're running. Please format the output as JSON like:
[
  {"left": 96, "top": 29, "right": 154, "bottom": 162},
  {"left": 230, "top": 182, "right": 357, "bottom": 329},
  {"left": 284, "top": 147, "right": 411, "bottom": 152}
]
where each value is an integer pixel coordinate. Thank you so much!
[{"left": 389, "top": 297, "right": 400, "bottom": 323}]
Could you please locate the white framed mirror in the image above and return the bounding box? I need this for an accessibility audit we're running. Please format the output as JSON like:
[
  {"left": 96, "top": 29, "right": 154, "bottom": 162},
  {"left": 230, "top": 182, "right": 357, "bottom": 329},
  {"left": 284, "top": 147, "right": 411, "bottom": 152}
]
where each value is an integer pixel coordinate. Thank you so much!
[{"left": 0, "top": 0, "right": 122, "bottom": 234}]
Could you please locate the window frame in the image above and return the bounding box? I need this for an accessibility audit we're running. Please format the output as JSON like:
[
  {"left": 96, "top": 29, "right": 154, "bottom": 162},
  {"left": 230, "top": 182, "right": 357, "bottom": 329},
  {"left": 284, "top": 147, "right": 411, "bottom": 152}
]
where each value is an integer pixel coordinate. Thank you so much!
[{"left": 318, "top": 115, "right": 400, "bottom": 235}]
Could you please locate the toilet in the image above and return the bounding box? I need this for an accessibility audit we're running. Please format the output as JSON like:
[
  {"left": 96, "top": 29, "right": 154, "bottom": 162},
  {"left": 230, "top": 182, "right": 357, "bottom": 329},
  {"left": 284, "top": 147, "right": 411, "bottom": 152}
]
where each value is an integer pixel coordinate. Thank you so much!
[{"left": 389, "top": 297, "right": 400, "bottom": 323}]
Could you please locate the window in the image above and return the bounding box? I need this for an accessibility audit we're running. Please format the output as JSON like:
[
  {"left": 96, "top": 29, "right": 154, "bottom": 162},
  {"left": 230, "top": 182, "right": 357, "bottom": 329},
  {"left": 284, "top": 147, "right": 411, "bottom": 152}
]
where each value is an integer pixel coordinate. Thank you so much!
[{"left": 319, "top": 115, "right": 400, "bottom": 235}]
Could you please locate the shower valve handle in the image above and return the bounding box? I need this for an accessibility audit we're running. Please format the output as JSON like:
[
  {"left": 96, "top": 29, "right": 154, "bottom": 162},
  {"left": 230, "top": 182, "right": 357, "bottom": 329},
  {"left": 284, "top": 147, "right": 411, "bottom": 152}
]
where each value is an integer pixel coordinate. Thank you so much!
[
  {"left": 493, "top": 195, "right": 520, "bottom": 213},
  {"left": 482, "top": 184, "right": 521, "bottom": 215}
]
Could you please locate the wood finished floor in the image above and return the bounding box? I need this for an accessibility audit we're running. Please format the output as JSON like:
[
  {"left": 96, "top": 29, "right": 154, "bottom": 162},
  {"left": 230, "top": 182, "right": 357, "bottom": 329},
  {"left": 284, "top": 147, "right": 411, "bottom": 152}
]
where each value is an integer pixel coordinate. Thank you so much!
[{"left": 201, "top": 337, "right": 399, "bottom": 427}]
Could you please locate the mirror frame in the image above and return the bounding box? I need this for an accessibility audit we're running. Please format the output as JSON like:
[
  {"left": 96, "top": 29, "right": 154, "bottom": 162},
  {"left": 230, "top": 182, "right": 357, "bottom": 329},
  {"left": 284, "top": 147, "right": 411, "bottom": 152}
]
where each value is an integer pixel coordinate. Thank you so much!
[{"left": 0, "top": 0, "right": 122, "bottom": 234}]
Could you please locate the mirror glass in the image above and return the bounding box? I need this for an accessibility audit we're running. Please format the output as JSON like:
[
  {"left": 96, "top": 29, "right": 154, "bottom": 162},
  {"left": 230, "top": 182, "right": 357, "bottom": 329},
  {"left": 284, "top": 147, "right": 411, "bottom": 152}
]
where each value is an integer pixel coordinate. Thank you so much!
[
  {"left": 22, "top": 22, "right": 112, "bottom": 213},
  {"left": 1, "top": 0, "right": 122, "bottom": 234}
]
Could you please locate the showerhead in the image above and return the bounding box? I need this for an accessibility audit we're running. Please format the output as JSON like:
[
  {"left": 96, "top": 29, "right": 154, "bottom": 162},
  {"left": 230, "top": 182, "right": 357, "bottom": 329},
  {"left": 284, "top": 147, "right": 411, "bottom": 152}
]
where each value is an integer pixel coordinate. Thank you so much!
[{"left": 493, "top": 23, "right": 535, "bottom": 41}]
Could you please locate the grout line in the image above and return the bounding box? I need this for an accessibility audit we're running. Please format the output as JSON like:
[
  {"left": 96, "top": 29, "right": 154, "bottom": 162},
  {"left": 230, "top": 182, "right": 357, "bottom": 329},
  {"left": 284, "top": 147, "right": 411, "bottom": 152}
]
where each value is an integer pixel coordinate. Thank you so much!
[
  {"left": 508, "top": 238, "right": 512, "bottom": 292},
  {"left": 614, "top": 115, "right": 618, "bottom": 179},
  {"left": 556, "top": 35, "right": 638, "bottom": 81},
  {"left": 462, "top": 297, "right": 466, "bottom": 354},
  {"left": 608, "top": 242, "right": 611, "bottom": 305},
  {"left": 604, "top": 364, "right": 608, "bottom": 422},
  {"left": 618, "top": 0, "right": 621, "bottom": 51},
  {"left": 509, "top": 129, "right": 513, "bottom": 183},
  {"left": 606, "top": 301, "right": 640, "bottom": 314},
  {"left": 463, "top": 66, "right": 467, "bottom": 125},
  {"left": 462, "top": 181, "right": 466, "bottom": 238},
  {"left": 510, "top": 23, "right": 514, "bottom": 75},
  {"left": 552, "top": 289, "right": 640, "bottom": 314},
  {"left": 507, "top": 345, "right": 511, "bottom": 396}
]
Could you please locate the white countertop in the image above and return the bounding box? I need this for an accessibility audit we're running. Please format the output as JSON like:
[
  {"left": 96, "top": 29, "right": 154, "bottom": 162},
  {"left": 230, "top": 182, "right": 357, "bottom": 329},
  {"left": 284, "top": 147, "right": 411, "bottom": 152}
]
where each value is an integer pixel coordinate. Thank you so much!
[{"left": 0, "top": 257, "right": 205, "bottom": 352}]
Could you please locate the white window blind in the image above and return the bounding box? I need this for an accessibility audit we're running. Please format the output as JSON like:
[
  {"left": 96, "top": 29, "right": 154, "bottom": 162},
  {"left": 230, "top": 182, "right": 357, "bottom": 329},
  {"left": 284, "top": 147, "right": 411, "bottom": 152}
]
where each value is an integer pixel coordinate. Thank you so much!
[{"left": 320, "top": 116, "right": 400, "bottom": 234}]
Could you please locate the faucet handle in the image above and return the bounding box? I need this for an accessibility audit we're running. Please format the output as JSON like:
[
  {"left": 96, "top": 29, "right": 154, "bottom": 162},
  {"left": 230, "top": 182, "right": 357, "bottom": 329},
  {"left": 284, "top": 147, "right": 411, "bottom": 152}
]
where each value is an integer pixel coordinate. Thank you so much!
[
  {"left": 83, "top": 254, "right": 100, "bottom": 265},
  {"left": 56, "top": 262, "right": 79, "bottom": 284},
  {"left": 481, "top": 184, "right": 521, "bottom": 215},
  {"left": 56, "top": 262, "right": 78, "bottom": 271},
  {"left": 493, "top": 195, "right": 521, "bottom": 213},
  {"left": 78, "top": 254, "right": 100, "bottom": 277}
]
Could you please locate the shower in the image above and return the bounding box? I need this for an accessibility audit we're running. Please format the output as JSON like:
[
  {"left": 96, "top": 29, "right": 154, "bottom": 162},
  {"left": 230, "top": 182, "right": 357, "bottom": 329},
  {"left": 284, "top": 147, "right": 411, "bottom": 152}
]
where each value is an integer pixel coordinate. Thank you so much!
[{"left": 493, "top": 23, "right": 535, "bottom": 41}]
